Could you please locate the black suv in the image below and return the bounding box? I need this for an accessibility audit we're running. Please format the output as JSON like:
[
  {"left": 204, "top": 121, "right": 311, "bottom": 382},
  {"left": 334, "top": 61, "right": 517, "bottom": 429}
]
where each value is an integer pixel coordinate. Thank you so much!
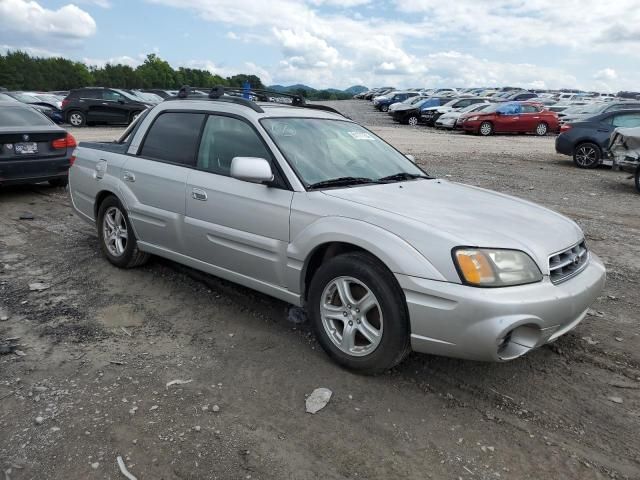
[{"left": 62, "top": 88, "right": 151, "bottom": 127}]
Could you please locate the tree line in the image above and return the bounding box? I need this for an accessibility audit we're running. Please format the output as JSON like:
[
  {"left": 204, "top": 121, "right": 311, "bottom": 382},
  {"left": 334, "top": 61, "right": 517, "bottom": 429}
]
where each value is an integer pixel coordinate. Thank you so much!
[{"left": 0, "top": 51, "right": 264, "bottom": 91}]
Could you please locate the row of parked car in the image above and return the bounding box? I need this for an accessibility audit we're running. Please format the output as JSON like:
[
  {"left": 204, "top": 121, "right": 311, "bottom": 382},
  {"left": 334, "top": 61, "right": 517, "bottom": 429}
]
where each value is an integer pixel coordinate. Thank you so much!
[
  {"left": 360, "top": 87, "right": 640, "bottom": 178},
  {"left": 0, "top": 87, "right": 178, "bottom": 127}
]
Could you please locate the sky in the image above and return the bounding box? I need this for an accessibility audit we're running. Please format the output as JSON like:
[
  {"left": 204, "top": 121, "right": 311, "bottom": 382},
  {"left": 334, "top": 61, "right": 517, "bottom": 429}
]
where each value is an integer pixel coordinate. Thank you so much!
[{"left": 0, "top": 0, "right": 638, "bottom": 92}]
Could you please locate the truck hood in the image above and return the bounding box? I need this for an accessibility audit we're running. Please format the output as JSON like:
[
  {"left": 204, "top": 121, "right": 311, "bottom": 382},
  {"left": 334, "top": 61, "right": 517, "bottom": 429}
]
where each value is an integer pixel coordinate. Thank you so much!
[{"left": 322, "top": 179, "right": 583, "bottom": 272}]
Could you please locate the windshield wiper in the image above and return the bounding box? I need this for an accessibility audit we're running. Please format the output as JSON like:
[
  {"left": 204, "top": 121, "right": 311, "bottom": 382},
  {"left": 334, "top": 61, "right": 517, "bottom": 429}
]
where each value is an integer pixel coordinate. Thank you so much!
[
  {"left": 377, "top": 172, "right": 430, "bottom": 183},
  {"left": 307, "top": 177, "right": 380, "bottom": 190}
]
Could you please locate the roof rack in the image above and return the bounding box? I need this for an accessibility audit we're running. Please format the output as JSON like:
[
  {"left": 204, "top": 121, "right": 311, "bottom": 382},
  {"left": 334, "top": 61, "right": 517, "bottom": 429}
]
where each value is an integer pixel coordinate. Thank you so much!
[{"left": 166, "top": 85, "right": 345, "bottom": 117}]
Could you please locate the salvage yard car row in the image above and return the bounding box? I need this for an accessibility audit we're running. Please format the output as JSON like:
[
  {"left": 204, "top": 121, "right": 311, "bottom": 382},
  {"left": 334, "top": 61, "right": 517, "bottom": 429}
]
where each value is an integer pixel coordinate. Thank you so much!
[{"left": 359, "top": 86, "right": 640, "bottom": 192}]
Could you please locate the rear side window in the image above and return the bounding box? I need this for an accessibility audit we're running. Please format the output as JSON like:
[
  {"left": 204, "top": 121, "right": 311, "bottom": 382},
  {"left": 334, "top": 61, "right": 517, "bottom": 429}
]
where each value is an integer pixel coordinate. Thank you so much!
[
  {"left": 521, "top": 105, "right": 538, "bottom": 113},
  {"left": 612, "top": 113, "right": 640, "bottom": 128},
  {"left": 140, "top": 112, "right": 205, "bottom": 166},
  {"left": 79, "top": 90, "right": 101, "bottom": 99},
  {"left": 197, "top": 115, "right": 271, "bottom": 176},
  {"left": 0, "top": 106, "right": 52, "bottom": 127}
]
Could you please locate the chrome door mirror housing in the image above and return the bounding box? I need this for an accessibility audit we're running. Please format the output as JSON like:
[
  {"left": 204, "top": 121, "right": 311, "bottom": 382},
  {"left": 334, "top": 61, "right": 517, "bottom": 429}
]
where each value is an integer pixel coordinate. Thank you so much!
[{"left": 230, "top": 157, "right": 274, "bottom": 184}]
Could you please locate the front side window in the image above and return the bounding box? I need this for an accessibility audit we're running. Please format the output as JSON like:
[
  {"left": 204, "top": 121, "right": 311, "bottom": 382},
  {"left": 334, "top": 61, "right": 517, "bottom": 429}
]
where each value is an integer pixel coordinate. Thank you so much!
[
  {"left": 262, "top": 118, "right": 424, "bottom": 187},
  {"left": 140, "top": 112, "right": 205, "bottom": 165},
  {"left": 103, "top": 90, "right": 125, "bottom": 102},
  {"left": 197, "top": 115, "right": 271, "bottom": 176}
]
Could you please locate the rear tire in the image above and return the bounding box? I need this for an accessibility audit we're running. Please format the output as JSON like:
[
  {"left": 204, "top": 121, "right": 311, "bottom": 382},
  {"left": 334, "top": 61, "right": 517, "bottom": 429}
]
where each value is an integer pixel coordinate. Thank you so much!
[
  {"left": 573, "top": 142, "right": 601, "bottom": 169},
  {"left": 68, "top": 111, "right": 86, "bottom": 127},
  {"left": 97, "top": 196, "right": 150, "bottom": 268},
  {"left": 407, "top": 116, "right": 418, "bottom": 126},
  {"left": 535, "top": 122, "right": 548, "bottom": 136},
  {"left": 479, "top": 121, "right": 493, "bottom": 136},
  {"left": 307, "top": 252, "right": 411, "bottom": 374}
]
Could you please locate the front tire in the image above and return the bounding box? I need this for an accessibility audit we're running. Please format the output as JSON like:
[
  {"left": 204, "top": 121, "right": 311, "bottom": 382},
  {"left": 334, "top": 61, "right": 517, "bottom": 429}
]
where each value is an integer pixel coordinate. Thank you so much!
[
  {"left": 407, "top": 116, "right": 419, "bottom": 127},
  {"left": 573, "top": 142, "right": 601, "bottom": 169},
  {"left": 479, "top": 121, "right": 493, "bottom": 136},
  {"left": 307, "top": 252, "right": 411, "bottom": 374},
  {"left": 97, "top": 196, "right": 149, "bottom": 268},
  {"left": 129, "top": 111, "right": 142, "bottom": 124},
  {"left": 381, "top": 105, "right": 389, "bottom": 112},
  {"left": 68, "top": 111, "right": 86, "bottom": 127}
]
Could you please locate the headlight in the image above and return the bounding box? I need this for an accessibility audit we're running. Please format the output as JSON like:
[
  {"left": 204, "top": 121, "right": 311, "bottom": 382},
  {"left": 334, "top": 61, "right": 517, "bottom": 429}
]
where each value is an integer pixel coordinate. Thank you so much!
[
  {"left": 453, "top": 248, "right": 542, "bottom": 287},
  {"left": 468, "top": 116, "right": 479, "bottom": 121}
]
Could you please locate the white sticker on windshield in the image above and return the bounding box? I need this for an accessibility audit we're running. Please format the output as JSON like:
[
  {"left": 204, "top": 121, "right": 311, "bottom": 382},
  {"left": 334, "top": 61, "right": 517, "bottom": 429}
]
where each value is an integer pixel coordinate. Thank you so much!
[{"left": 347, "top": 131, "right": 375, "bottom": 141}]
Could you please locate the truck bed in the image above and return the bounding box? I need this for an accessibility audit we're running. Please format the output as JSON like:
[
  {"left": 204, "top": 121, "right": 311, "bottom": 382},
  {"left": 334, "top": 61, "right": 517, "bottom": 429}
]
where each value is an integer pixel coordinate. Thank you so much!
[{"left": 77, "top": 141, "right": 129, "bottom": 155}]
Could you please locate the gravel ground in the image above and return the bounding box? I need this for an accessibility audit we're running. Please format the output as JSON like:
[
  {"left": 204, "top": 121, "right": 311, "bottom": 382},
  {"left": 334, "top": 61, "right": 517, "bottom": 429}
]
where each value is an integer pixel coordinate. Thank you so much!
[{"left": 1, "top": 100, "right": 639, "bottom": 480}]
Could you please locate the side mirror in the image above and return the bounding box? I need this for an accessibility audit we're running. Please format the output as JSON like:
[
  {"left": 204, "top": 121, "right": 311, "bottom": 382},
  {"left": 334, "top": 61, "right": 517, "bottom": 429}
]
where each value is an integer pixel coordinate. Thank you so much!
[
  {"left": 405, "top": 154, "right": 416, "bottom": 163},
  {"left": 230, "top": 157, "right": 274, "bottom": 184}
]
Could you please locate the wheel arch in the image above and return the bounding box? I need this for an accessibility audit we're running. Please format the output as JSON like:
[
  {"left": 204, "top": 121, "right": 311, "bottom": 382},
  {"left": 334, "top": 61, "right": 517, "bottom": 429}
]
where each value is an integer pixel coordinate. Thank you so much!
[
  {"left": 288, "top": 217, "right": 446, "bottom": 304},
  {"left": 94, "top": 189, "right": 121, "bottom": 220}
]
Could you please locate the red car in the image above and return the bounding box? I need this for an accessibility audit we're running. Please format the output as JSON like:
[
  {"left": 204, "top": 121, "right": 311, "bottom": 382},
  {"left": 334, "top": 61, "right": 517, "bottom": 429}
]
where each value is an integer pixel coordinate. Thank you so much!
[{"left": 460, "top": 101, "right": 559, "bottom": 136}]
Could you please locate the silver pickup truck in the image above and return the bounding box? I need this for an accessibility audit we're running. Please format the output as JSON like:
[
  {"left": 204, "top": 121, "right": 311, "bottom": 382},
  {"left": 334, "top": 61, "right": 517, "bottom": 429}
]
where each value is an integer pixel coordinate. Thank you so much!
[{"left": 69, "top": 88, "right": 606, "bottom": 373}]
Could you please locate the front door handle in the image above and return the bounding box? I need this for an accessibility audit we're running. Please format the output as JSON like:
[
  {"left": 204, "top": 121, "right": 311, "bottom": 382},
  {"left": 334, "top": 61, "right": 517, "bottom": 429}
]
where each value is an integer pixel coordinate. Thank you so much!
[
  {"left": 192, "top": 188, "right": 207, "bottom": 201},
  {"left": 123, "top": 171, "right": 135, "bottom": 182}
]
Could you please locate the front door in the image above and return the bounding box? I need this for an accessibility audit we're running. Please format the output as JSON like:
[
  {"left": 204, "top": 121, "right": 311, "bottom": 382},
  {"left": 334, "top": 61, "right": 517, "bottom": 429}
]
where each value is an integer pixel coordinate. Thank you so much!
[{"left": 185, "top": 114, "right": 293, "bottom": 287}]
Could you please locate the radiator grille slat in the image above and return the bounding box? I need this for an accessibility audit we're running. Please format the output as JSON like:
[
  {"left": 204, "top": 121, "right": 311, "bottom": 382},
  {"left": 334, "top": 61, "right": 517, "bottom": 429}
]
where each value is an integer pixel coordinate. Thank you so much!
[{"left": 549, "top": 241, "right": 589, "bottom": 284}]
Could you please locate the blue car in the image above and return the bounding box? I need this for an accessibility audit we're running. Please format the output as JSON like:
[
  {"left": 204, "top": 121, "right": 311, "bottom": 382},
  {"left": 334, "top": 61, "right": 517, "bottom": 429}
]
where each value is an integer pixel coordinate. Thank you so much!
[{"left": 374, "top": 91, "right": 419, "bottom": 112}]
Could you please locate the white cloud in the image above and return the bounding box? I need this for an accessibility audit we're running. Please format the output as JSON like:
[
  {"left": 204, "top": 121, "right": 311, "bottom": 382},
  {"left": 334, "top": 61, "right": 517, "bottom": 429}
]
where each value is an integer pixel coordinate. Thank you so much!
[
  {"left": 76, "top": 0, "right": 111, "bottom": 7},
  {"left": 0, "top": 0, "right": 97, "bottom": 39},
  {"left": 594, "top": 68, "right": 618, "bottom": 81},
  {"left": 83, "top": 55, "right": 141, "bottom": 68},
  {"left": 395, "top": 0, "right": 640, "bottom": 50},
  {"left": 0, "top": 44, "right": 62, "bottom": 57}
]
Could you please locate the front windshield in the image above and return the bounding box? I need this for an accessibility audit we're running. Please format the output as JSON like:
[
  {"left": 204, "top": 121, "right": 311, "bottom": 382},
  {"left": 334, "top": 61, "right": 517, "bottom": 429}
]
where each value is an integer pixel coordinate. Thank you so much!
[
  {"left": 460, "top": 103, "right": 485, "bottom": 113},
  {"left": 262, "top": 118, "right": 426, "bottom": 187},
  {"left": 10, "top": 93, "right": 38, "bottom": 103}
]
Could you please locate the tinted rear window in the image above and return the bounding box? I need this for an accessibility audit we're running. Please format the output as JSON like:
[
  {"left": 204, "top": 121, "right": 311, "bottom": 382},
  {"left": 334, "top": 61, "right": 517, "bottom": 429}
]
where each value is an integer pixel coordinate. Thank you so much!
[
  {"left": 140, "top": 112, "right": 205, "bottom": 165},
  {"left": 0, "top": 106, "right": 52, "bottom": 127}
]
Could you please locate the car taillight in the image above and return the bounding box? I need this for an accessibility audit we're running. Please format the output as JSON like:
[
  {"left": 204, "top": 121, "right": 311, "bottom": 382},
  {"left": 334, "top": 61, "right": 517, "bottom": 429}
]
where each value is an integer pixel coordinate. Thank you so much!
[
  {"left": 560, "top": 124, "right": 572, "bottom": 133},
  {"left": 61, "top": 99, "right": 70, "bottom": 109},
  {"left": 51, "top": 133, "right": 77, "bottom": 149}
]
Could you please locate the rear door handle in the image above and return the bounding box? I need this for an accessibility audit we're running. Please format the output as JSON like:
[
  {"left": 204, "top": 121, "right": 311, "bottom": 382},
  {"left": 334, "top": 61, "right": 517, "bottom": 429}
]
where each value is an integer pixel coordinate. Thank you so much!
[
  {"left": 123, "top": 171, "right": 135, "bottom": 182},
  {"left": 191, "top": 188, "right": 207, "bottom": 201}
]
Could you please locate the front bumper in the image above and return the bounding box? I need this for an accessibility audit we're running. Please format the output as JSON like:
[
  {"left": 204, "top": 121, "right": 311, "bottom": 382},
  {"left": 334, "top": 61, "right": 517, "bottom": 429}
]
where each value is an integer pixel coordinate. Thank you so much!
[
  {"left": 0, "top": 155, "right": 71, "bottom": 185},
  {"left": 396, "top": 253, "right": 606, "bottom": 362},
  {"left": 461, "top": 120, "right": 481, "bottom": 133}
]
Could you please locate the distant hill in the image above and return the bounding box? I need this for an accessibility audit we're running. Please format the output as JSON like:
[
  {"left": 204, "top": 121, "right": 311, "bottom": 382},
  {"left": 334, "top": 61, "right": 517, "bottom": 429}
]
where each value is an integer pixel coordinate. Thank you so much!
[{"left": 268, "top": 84, "right": 368, "bottom": 96}]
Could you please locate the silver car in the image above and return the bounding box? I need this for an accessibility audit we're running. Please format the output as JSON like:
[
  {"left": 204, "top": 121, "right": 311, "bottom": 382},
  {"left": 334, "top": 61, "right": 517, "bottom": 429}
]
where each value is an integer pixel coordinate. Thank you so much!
[{"left": 69, "top": 95, "right": 606, "bottom": 373}]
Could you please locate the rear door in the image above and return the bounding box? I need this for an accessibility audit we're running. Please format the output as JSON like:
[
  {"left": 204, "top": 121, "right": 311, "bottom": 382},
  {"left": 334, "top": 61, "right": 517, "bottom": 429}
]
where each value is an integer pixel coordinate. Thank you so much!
[
  {"left": 520, "top": 104, "right": 541, "bottom": 131},
  {"left": 121, "top": 111, "right": 205, "bottom": 254},
  {"left": 78, "top": 89, "right": 106, "bottom": 122},
  {"left": 185, "top": 114, "right": 293, "bottom": 287}
]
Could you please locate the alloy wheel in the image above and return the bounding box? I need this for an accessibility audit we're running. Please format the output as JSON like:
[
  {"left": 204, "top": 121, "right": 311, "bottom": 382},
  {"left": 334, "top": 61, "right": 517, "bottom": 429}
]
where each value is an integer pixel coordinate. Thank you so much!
[
  {"left": 408, "top": 116, "right": 418, "bottom": 126},
  {"left": 320, "top": 276, "right": 383, "bottom": 357},
  {"left": 536, "top": 123, "right": 548, "bottom": 136},
  {"left": 575, "top": 145, "right": 598, "bottom": 167},
  {"left": 480, "top": 122, "right": 492, "bottom": 136},
  {"left": 102, "top": 206, "right": 128, "bottom": 257}
]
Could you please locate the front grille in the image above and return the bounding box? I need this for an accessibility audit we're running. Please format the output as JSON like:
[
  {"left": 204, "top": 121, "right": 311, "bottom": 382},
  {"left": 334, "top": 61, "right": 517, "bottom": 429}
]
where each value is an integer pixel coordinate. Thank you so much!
[{"left": 549, "top": 240, "right": 589, "bottom": 284}]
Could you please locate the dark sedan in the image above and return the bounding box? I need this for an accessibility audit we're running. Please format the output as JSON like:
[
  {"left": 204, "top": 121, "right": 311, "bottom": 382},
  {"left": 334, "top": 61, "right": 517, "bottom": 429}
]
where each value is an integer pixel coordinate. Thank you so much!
[
  {"left": 0, "top": 101, "right": 76, "bottom": 186},
  {"left": 555, "top": 110, "right": 640, "bottom": 168}
]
